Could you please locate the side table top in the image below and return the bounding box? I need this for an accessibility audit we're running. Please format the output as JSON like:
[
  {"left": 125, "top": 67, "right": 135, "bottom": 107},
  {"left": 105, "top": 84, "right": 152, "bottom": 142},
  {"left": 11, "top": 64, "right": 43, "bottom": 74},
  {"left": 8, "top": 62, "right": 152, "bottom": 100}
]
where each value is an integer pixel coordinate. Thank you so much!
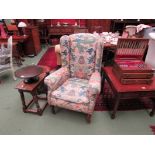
[
  {"left": 103, "top": 66, "right": 155, "bottom": 93},
  {"left": 15, "top": 65, "right": 43, "bottom": 79},
  {"left": 15, "top": 65, "right": 51, "bottom": 91},
  {"left": 15, "top": 73, "right": 45, "bottom": 91}
]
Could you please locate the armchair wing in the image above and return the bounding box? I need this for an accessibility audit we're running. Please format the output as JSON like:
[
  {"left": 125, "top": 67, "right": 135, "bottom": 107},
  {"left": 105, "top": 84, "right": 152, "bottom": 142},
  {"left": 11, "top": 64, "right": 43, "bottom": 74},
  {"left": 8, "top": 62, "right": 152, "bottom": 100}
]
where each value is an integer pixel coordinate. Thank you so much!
[{"left": 44, "top": 67, "right": 70, "bottom": 91}]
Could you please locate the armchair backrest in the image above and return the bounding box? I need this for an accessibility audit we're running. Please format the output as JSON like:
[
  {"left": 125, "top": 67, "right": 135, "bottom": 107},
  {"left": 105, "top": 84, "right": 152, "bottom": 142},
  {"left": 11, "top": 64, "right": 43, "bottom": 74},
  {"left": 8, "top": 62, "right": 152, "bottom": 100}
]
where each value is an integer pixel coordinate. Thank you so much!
[{"left": 60, "top": 33, "right": 103, "bottom": 79}]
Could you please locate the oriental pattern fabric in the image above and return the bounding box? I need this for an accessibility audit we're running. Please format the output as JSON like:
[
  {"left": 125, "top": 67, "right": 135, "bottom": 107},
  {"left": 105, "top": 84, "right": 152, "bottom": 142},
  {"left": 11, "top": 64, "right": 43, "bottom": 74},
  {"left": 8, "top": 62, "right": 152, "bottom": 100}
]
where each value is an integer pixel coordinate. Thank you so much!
[
  {"left": 52, "top": 78, "right": 89, "bottom": 104},
  {"left": 45, "top": 33, "right": 103, "bottom": 118}
]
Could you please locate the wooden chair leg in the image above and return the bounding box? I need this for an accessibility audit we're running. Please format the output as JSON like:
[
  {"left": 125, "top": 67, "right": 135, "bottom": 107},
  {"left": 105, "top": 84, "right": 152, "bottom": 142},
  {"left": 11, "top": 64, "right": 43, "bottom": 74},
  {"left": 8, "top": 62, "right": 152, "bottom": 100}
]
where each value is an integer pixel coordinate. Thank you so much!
[
  {"left": 86, "top": 114, "right": 91, "bottom": 123},
  {"left": 51, "top": 105, "right": 56, "bottom": 114}
]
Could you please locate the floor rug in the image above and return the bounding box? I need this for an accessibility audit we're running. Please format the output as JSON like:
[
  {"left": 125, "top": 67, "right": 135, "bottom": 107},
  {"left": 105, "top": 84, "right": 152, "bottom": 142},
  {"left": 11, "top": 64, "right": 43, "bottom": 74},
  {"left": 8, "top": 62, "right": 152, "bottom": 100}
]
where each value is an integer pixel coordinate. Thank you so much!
[
  {"left": 150, "top": 126, "right": 155, "bottom": 134},
  {"left": 37, "top": 47, "right": 57, "bottom": 70},
  {"left": 37, "top": 47, "right": 153, "bottom": 111}
]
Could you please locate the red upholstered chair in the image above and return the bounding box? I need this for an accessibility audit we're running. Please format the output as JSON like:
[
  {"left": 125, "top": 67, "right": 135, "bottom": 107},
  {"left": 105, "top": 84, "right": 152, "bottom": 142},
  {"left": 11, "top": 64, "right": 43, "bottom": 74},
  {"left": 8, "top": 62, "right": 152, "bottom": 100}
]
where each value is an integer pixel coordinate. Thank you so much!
[
  {"left": 44, "top": 33, "right": 103, "bottom": 123},
  {"left": 0, "top": 24, "right": 7, "bottom": 38}
]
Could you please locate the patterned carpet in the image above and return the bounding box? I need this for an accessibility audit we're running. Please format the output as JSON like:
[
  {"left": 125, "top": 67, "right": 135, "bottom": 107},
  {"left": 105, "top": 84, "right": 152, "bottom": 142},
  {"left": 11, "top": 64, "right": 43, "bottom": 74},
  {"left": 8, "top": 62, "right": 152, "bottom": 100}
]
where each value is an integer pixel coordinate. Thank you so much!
[
  {"left": 37, "top": 47, "right": 57, "bottom": 70},
  {"left": 150, "top": 126, "right": 155, "bottom": 134},
  {"left": 37, "top": 47, "right": 153, "bottom": 111}
]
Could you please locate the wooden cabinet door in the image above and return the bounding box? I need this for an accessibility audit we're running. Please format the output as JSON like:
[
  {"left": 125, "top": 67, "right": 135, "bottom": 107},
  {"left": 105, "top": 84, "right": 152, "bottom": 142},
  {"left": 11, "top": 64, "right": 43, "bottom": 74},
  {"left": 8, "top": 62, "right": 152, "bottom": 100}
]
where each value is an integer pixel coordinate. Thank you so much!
[{"left": 25, "top": 26, "right": 41, "bottom": 56}]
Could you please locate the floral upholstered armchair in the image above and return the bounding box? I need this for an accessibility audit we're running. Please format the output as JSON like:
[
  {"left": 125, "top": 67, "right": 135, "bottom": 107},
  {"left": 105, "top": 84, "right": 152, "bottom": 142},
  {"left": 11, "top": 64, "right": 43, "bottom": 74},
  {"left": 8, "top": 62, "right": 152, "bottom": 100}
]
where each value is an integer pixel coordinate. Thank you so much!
[{"left": 44, "top": 33, "right": 103, "bottom": 123}]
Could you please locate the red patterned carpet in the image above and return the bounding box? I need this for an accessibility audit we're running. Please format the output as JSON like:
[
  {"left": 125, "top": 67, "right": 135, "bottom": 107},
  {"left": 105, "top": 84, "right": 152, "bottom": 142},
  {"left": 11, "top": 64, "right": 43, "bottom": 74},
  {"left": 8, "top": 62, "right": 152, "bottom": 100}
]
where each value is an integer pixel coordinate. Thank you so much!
[
  {"left": 37, "top": 47, "right": 153, "bottom": 111},
  {"left": 150, "top": 126, "right": 155, "bottom": 134},
  {"left": 38, "top": 47, "right": 57, "bottom": 70}
]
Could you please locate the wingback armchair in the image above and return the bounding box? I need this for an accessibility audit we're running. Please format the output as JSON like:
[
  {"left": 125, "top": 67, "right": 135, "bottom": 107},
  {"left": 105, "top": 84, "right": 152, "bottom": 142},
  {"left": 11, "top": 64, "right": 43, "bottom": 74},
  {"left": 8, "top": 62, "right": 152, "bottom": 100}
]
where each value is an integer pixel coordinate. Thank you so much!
[{"left": 44, "top": 33, "right": 103, "bottom": 123}]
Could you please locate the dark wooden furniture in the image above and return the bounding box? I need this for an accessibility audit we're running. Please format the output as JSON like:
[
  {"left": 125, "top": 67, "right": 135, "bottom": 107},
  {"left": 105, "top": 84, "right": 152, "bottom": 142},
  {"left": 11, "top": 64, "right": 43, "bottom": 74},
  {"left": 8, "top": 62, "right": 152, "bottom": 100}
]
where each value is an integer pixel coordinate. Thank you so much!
[
  {"left": 86, "top": 19, "right": 111, "bottom": 32},
  {"left": 102, "top": 42, "right": 117, "bottom": 66},
  {"left": 15, "top": 66, "right": 50, "bottom": 115},
  {"left": 25, "top": 26, "right": 41, "bottom": 56},
  {"left": 48, "top": 26, "right": 87, "bottom": 36},
  {"left": 39, "top": 26, "right": 49, "bottom": 45},
  {"left": 102, "top": 66, "right": 155, "bottom": 119},
  {"left": 48, "top": 26, "right": 88, "bottom": 45},
  {"left": 15, "top": 65, "right": 43, "bottom": 83},
  {"left": 74, "top": 27, "right": 88, "bottom": 33},
  {"left": 48, "top": 26, "right": 75, "bottom": 36}
]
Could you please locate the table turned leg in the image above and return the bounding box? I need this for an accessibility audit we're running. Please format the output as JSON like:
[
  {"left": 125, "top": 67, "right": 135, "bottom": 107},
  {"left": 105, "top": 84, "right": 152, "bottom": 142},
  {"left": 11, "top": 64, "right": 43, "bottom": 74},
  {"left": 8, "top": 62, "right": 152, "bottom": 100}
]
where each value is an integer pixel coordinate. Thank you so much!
[
  {"left": 111, "top": 95, "right": 120, "bottom": 119},
  {"left": 32, "top": 92, "right": 42, "bottom": 115},
  {"left": 19, "top": 91, "right": 27, "bottom": 112},
  {"left": 101, "top": 71, "right": 106, "bottom": 94},
  {"left": 150, "top": 99, "right": 155, "bottom": 117}
]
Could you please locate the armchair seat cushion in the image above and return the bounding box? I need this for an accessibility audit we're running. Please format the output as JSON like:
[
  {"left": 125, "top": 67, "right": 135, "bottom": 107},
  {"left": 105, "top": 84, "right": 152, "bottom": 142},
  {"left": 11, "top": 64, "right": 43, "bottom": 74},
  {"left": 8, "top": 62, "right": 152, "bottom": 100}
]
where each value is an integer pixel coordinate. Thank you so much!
[{"left": 52, "top": 78, "right": 89, "bottom": 104}]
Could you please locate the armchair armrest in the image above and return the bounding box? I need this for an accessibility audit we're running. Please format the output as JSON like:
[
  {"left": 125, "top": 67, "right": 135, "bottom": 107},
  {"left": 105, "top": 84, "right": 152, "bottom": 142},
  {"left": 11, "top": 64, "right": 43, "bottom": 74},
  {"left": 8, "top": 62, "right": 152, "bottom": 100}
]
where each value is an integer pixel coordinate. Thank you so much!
[
  {"left": 44, "top": 67, "right": 70, "bottom": 91},
  {"left": 88, "top": 71, "right": 101, "bottom": 96},
  {"left": 87, "top": 71, "right": 101, "bottom": 114}
]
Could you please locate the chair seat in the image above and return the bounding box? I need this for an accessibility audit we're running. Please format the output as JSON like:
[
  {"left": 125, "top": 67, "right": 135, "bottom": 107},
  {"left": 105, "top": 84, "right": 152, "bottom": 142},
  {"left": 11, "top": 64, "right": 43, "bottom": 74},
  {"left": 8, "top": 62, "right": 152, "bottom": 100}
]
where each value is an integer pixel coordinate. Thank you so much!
[{"left": 52, "top": 78, "right": 89, "bottom": 104}]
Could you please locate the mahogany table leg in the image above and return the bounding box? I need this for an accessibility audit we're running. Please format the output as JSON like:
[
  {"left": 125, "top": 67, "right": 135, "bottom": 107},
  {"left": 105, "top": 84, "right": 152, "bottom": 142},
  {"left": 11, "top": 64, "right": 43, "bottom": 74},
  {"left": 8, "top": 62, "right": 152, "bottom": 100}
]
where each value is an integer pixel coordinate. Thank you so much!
[
  {"left": 19, "top": 90, "right": 27, "bottom": 112},
  {"left": 111, "top": 95, "right": 120, "bottom": 119},
  {"left": 32, "top": 92, "right": 42, "bottom": 115},
  {"left": 101, "top": 71, "right": 106, "bottom": 94},
  {"left": 150, "top": 104, "right": 155, "bottom": 116}
]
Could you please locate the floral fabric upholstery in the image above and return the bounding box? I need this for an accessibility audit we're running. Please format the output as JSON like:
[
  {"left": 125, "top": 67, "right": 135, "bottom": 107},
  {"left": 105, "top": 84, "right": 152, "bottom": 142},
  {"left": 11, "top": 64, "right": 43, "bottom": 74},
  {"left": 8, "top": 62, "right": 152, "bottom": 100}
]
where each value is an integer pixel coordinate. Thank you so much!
[
  {"left": 44, "top": 67, "right": 70, "bottom": 91},
  {"left": 47, "top": 96, "right": 92, "bottom": 114},
  {"left": 60, "top": 35, "right": 70, "bottom": 67},
  {"left": 88, "top": 72, "right": 101, "bottom": 96},
  {"left": 52, "top": 78, "right": 89, "bottom": 104},
  {"left": 45, "top": 33, "right": 103, "bottom": 116},
  {"left": 69, "top": 33, "right": 98, "bottom": 79},
  {"left": 95, "top": 38, "right": 104, "bottom": 72}
]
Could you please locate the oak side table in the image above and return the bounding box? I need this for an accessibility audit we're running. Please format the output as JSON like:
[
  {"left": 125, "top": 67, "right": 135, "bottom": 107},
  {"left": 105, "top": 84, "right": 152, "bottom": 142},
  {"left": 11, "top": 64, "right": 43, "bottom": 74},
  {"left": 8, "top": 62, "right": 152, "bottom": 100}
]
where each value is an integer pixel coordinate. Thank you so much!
[
  {"left": 15, "top": 66, "right": 50, "bottom": 116},
  {"left": 102, "top": 66, "right": 155, "bottom": 119}
]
